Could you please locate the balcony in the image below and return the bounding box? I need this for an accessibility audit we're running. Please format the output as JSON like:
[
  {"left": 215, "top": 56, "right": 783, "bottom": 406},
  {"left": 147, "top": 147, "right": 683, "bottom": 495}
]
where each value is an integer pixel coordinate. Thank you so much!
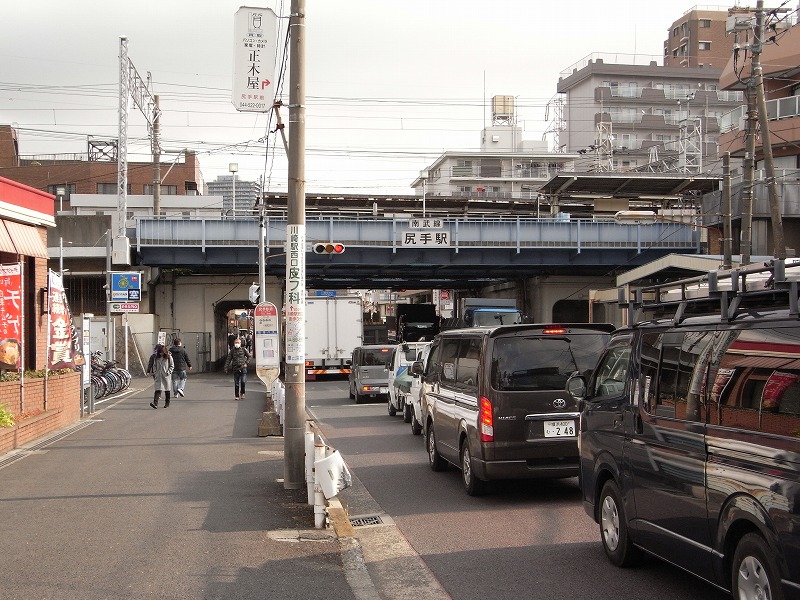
[{"left": 719, "top": 94, "right": 800, "bottom": 156}]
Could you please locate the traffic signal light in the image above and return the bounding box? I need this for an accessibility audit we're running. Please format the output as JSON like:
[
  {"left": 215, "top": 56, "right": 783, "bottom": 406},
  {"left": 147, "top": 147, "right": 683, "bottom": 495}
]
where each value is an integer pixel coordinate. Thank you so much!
[
  {"left": 313, "top": 242, "right": 345, "bottom": 254},
  {"left": 248, "top": 283, "right": 260, "bottom": 304}
]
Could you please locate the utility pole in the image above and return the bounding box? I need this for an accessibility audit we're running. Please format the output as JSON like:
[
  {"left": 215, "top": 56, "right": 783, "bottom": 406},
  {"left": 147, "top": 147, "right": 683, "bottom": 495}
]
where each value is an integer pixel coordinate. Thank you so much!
[
  {"left": 753, "top": 0, "right": 786, "bottom": 259},
  {"left": 284, "top": 0, "right": 307, "bottom": 490},
  {"left": 723, "top": 152, "right": 733, "bottom": 269},
  {"left": 153, "top": 94, "right": 161, "bottom": 216},
  {"left": 739, "top": 58, "right": 757, "bottom": 266}
]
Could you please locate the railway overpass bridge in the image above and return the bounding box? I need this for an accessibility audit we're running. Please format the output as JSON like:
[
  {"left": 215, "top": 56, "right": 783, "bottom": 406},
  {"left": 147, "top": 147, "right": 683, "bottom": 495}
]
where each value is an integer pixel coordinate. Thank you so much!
[{"left": 135, "top": 213, "right": 704, "bottom": 289}]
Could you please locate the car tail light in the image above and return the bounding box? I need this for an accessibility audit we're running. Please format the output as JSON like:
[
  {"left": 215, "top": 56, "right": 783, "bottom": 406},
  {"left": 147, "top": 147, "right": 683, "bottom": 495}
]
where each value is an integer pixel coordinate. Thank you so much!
[{"left": 479, "top": 396, "right": 494, "bottom": 442}]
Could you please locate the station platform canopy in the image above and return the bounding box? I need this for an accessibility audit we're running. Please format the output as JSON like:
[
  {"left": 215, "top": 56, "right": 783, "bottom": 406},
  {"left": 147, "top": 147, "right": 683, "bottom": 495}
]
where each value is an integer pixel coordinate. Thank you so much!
[{"left": 539, "top": 172, "right": 721, "bottom": 200}]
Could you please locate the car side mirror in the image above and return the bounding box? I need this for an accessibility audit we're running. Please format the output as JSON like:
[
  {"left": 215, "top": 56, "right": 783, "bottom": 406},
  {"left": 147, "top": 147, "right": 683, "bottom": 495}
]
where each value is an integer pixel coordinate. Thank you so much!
[
  {"left": 410, "top": 360, "right": 423, "bottom": 377},
  {"left": 566, "top": 374, "right": 587, "bottom": 400}
]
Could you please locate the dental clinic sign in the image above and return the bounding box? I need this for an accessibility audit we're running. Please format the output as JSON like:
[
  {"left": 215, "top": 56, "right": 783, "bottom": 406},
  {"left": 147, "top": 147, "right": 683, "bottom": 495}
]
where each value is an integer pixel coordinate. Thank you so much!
[{"left": 232, "top": 7, "right": 278, "bottom": 113}]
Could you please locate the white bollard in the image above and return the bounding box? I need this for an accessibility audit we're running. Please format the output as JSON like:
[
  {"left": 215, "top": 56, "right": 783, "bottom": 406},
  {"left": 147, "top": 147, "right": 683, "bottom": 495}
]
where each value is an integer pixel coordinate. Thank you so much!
[
  {"left": 305, "top": 428, "right": 316, "bottom": 505},
  {"left": 313, "top": 443, "right": 328, "bottom": 529}
]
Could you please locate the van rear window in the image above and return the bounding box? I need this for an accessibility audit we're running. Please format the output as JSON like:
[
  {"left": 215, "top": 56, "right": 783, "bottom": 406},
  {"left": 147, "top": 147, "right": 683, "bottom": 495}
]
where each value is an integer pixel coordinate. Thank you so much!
[
  {"left": 491, "top": 334, "right": 607, "bottom": 391},
  {"left": 360, "top": 348, "right": 390, "bottom": 366}
]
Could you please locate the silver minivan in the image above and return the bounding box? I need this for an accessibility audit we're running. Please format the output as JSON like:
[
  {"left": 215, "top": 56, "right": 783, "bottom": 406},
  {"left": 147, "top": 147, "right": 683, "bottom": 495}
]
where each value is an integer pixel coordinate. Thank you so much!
[{"left": 348, "top": 345, "right": 394, "bottom": 404}]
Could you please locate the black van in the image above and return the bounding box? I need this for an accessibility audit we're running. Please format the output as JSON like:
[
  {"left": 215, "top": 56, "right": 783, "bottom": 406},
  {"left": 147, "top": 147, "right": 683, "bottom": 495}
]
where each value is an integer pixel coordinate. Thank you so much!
[
  {"left": 417, "top": 323, "right": 614, "bottom": 495},
  {"left": 570, "top": 260, "right": 800, "bottom": 599}
]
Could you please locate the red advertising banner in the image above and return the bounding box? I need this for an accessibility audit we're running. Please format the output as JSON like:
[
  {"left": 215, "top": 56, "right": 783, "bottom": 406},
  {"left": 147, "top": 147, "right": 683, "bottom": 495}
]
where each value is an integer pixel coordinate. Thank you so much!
[
  {"left": 0, "top": 263, "right": 22, "bottom": 369},
  {"left": 48, "top": 270, "right": 83, "bottom": 370}
]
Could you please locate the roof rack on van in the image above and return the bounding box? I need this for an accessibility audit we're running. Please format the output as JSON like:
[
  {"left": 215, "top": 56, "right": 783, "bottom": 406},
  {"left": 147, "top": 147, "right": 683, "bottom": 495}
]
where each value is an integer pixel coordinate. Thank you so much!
[{"left": 618, "top": 258, "right": 800, "bottom": 326}]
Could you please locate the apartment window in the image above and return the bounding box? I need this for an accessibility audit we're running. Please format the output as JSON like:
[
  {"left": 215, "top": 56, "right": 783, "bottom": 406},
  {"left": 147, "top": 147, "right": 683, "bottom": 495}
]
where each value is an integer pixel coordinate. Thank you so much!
[
  {"left": 673, "top": 27, "right": 679, "bottom": 36},
  {"left": 144, "top": 184, "right": 178, "bottom": 195},
  {"left": 97, "top": 183, "right": 131, "bottom": 194},
  {"left": 699, "top": 19, "right": 711, "bottom": 28},
  {"left": 457, "top": 185, "right": 472, "bottom": 193},
  {"left": 699, "top": 41, "right": 711, "bottom": 51}
]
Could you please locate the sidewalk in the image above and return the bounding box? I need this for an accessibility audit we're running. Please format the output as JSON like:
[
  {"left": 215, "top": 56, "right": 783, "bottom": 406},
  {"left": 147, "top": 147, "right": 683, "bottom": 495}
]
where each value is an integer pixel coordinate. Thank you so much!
[{"left": 0, "top": 372, "right": 450, "bottom": 600}]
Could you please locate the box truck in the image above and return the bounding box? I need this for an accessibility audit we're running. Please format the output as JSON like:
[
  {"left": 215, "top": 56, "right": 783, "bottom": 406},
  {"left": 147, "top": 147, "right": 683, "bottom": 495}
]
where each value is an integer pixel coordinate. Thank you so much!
[{"left": 304, "top": 295, "right": 363, "bottom": 380}]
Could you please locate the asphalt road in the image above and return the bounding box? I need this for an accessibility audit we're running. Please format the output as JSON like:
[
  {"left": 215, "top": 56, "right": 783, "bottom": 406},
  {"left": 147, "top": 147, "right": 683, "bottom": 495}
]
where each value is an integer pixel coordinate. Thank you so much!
[{"left": 308, "top": 377, "right": 730, "bottom": 600}]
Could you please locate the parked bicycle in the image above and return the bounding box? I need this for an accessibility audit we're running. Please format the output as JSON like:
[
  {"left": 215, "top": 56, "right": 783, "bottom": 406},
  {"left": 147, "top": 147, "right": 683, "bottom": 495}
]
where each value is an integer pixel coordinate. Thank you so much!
[{"left": 90, "top": 351, "right": 132, "bottom": 400}]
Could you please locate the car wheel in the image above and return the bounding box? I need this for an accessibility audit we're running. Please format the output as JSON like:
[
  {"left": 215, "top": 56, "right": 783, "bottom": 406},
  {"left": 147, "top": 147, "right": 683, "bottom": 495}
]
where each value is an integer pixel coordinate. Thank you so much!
[
  {"left": 426, "top": 423, "right": 447, "bottom": 471},
  {"left": 355, "top": 392, "right": 363, "bottom": 404},
  {"left": 461, "top": 442, "right": 488, "bottom": 496},
  {"left": 348, "top": 384, "right": 354, "bottom": 400},
  {"left": 388, "top": 397, "right": 396, "bottom": 416},
  {"left": 403, "top": 401, "right": 412, "bottom": 423},
  {"left": 733, "top": 533, "right": 784, "bottom": 600},
  {"left": 411, "top": 411, "right": 422, "bottom": 435},
  {"left": 599, "top": 480, "right": 642, "bottom": 567}
]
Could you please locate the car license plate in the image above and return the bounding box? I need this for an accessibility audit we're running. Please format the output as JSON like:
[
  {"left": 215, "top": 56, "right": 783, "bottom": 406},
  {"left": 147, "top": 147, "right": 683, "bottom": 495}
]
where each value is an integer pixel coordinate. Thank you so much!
[
  {"left": 379, "top": 387, "right": 388, "bottom": 394},
  {"left": 544, "top": 420, "right": 576, "bottom": 438}
]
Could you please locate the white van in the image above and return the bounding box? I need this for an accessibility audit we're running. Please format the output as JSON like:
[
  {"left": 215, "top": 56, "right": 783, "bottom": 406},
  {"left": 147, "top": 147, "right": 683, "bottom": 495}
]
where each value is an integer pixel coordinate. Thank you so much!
[
  {"left": 408, "top": 343, "right": 432, "bottom": 435},
  {"left": 387, "top": 342, "right": 430, "bottom": 418}
]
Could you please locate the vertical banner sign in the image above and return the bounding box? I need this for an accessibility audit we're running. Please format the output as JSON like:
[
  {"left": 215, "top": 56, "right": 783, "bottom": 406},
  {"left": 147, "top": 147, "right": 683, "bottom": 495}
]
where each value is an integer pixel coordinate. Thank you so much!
[
  {"left": 48, "top": 270, "right": 83, "bottom": 370},
  {"left": 284, "top": 225, "right": 305, "bottom": 364},
  {"left": 0, "top": 263, "right": 22, "bottom": 370},
  {"left": 254, "top": 301, "right": 280, "bottom": 386},
  {"left": 232, "top": 7, "right": 278, "bottom": 113}
]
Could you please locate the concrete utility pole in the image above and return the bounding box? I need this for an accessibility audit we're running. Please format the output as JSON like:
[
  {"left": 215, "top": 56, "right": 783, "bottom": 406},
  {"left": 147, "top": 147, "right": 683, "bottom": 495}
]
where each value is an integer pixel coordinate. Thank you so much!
[
  {"left": 723, "top": 152, "right": 733, "bottom": 269},
  {"left": 753, "top": 0, "right": 786, "bottom": 259},
  {"left": 284, "top": 0, "right": 307, "bottom": 490},
  {"left": 153, "top": 94, "right": 161, "bottom": 216},
  {"left": 740, "top": 64, "right": 757, "bottom": 265}
]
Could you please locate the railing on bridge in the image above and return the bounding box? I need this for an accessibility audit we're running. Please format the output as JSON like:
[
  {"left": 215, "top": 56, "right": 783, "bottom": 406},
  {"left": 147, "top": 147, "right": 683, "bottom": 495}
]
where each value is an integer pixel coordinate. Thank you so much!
[{"left": 136, "top": 214, "right": 700, "bottom": 255}]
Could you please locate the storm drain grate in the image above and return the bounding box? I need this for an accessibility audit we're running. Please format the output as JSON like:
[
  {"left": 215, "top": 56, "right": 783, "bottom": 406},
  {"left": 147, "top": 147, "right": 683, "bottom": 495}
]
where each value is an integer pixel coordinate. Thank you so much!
[{"left": 349, "top": 514, "right": 383, "bottom": 527}]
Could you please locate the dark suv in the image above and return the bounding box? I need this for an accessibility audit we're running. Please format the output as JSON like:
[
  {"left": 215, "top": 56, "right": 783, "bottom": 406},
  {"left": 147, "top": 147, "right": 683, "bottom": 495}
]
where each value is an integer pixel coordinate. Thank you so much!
[
  {"left": 417, "top": 323, "right": 614, "bottom": 495},
  {"left": 571, "top": 260, "right": 800, "bottom": 599}
]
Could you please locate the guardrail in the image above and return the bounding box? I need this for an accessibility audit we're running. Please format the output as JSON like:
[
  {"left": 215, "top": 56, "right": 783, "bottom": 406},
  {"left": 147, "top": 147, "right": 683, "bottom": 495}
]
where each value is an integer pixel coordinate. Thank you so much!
[{"left": 269, "top": 379, "right": 352, "bottom": 529}]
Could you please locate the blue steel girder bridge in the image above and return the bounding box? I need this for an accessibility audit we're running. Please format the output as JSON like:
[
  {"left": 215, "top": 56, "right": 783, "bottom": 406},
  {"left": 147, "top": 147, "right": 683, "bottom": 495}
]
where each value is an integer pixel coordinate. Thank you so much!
[{"left": 136, "top": 213, "right": 705, "bottom": 289}]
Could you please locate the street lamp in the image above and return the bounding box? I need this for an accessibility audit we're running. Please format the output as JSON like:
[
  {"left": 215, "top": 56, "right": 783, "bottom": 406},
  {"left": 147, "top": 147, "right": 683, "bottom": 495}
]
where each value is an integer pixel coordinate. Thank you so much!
[
  {"left": 56, "top": 185, "right": 65, "bottom": 212},
  {"left": 419, "top": 169, "right": 429, "bottom": 218},
  {"left": 229, "top": 163, "right": 238, "bottom": 214}
]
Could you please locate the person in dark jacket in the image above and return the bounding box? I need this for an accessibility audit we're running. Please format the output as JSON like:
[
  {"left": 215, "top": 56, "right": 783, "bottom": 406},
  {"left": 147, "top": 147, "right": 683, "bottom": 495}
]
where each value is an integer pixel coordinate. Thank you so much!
[
  {"left": 224, "top": 338, "right": 250, "bottom": 400},
  {"left": 169, "top": 338, "right": 192, "bottom": 397}
]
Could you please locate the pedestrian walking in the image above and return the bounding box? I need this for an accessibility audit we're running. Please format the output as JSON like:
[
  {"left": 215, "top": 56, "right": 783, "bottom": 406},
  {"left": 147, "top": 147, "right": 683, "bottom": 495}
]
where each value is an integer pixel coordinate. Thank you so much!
[
  {"left": 224, "top": 337, "right": 250, "bottom": 400},
  {"left": 169, "top": 338, "right": 192, "bottom": 397},
  {"left": 146, "top": 344, "right": 174, "bottom": 409}
]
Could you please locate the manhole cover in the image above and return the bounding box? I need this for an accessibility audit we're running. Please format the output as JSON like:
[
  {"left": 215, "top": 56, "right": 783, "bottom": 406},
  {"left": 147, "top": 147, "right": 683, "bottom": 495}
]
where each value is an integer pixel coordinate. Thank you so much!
[{"left": 349, "top": 514, "right": 383, "bottom": 527}]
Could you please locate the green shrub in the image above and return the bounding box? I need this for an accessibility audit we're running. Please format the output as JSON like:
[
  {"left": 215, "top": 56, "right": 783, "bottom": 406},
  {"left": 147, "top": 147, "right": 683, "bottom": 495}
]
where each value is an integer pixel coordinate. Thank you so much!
[{"left": 0, "top": 403, "right": 14, "bottom": 428}]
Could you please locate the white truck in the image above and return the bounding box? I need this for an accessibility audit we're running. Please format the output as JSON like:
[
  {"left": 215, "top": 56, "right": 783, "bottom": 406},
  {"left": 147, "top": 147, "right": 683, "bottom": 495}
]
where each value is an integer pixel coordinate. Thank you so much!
[
  {"left": 460, "top": 297, "right": 523, "bottom": 327},
  {"left": 304, "top": 295, "right": 363, "bottom": 381}
]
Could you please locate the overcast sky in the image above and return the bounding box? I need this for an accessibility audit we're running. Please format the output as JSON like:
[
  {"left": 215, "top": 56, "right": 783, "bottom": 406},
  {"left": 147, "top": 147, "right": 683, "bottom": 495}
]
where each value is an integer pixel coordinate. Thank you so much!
[{"left": 1, "top": 1, "right": 718, "bottom": 195}]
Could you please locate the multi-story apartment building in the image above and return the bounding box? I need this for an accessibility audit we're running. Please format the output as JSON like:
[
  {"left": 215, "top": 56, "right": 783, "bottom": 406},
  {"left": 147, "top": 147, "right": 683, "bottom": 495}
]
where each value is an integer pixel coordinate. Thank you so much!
[
  {"left": 664, "top": 6, "right": 732, "bottom": 69},
  {"left": 713, "top": 16, "right": 800, "bottom": 258},
  {"left": 412, "top": 96, "right": 578, "bottom": 208},
  {"left": 206, "top": 175, "right": 261, "bottom": 213},
  {"left": 554, "top": 54, "right": 743, "bottom": 174},
  {"left": 0, "top": 125, "right": 203, "bottom": 210}
]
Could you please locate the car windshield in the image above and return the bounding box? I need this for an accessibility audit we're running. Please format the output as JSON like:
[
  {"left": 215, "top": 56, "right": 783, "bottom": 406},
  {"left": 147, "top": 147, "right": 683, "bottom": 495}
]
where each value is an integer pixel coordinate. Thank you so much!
[{"left": 491, "top": 334, "right": 607, "bottom": 391}]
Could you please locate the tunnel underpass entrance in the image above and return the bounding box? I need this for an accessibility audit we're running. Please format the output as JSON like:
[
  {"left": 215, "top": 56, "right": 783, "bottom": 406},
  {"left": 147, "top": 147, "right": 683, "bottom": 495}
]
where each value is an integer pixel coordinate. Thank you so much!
[{"left": 213, "top": 300, "right": 254, "bottom": 370}]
